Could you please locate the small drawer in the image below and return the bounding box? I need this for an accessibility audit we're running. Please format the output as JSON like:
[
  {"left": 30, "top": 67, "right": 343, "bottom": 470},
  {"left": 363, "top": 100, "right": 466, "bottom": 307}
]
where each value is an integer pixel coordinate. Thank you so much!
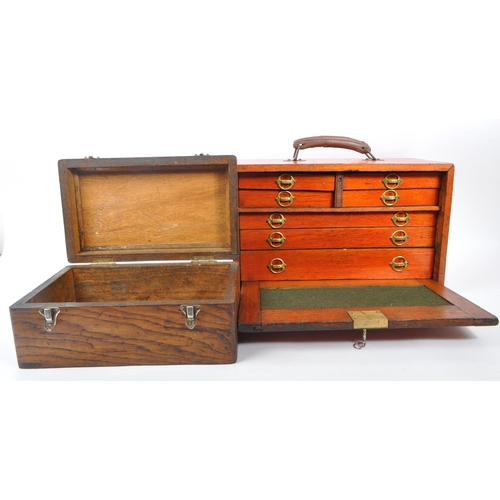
[
  {"left": 239, "top": 173, "right": 336, "bottom": 191},
  {"left": 343, "top": 172, "right": 441, "bottom": 190},
  {"left": 239, "top": 190, "right": 334, "bottom": 208},
  {"left": 343, "top": 189, "right": 440, "bottom": 207}
]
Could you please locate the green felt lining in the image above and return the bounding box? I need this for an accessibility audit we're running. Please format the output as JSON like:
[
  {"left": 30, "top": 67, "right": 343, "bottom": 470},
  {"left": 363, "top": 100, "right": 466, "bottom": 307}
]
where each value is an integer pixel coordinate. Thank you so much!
[{"left": 260, "top": 285, "right": 451, "bottom": 310}]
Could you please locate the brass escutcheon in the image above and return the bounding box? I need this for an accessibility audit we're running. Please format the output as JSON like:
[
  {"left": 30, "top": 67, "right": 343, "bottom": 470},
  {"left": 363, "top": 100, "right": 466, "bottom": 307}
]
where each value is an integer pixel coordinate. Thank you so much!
[
  {"left": 390, "top": 229, "right": 409, "bottom": 246},
  {"left": 267, "top": 231, "right": 286, "bottom": 248},
  {"left": 390, "top": 256, "right": 409, "bottom": 272},
  {"left": 276, "top": 191, "right": 295, "bottom": 207},
  {"left": 383, "top": 173, "right": 402, "bottom": 189},
  {"left": 268, "top": 257, "right": 287, "bottom": 274},
  {"left": 392, "top": 212, "right": 411, "bottom": 226},
  {"left": 381, "top": 190, "right": 400, "bottom": 206},
  {"left": 276, "top": 174, "right": 296, "bottom": 190},
  {"left": 267, "top": 213, "right": 286, "bottom": 228}
]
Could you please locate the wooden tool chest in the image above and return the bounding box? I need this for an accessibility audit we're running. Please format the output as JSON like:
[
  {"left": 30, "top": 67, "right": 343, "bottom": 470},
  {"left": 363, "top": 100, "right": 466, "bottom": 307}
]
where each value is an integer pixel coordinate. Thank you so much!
[
  {"left": 9, "top": 137, "right": 498, "bottom": 368},
  {"left": 238, "top": 137, "right": 498, "bottom": 341},
  {"left": 10, "top": 155, "right": 240, "bottom": 368}
]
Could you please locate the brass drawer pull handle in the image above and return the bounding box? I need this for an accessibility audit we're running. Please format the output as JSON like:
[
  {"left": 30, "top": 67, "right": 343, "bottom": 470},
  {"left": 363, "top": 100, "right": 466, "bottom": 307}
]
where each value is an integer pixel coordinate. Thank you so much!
[
  {"left": 268, "top": 258, "right": 287, "bottom": 274},
  {"left": 276, "top": 174, "right": 296, "bottom": 190},
  {"left": 276, "top": 191, "right": 295, "bottom": 207},
  {"left": 392, "top": 212, "right": 411, "bottom": 226},
  {"left": 390, "top": 230, "right": 409, "bottom": 246},
  {"left": 381, "top": 190, "right": 400, "bottom": 206},
  {"left": 383, "top": 173, "right": 402, "bottom": 189},
  {"left": 267, "top": 232, "right": 286, "bottom": 248},
  {"left": 390, "top": 256, "right": 409, "bottom": 271},
  {"left": 267, "top": 213, "right": 286, "bottom": 228}
]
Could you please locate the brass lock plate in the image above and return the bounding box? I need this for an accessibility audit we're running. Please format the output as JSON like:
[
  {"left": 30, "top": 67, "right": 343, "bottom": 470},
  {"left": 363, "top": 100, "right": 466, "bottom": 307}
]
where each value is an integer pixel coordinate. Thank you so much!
[{"left": 348, "top": 310, "right": 389, "bottom": 329}]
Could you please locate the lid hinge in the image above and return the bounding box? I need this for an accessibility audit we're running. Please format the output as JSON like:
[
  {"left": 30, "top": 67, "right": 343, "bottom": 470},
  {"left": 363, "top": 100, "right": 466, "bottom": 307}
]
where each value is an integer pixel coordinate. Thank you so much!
[
  {"left": 192, "top": 256, "right": 218, "bottom": 264},
  {"left": 90, "top": 257, "right": 115, "bottom": 266}
]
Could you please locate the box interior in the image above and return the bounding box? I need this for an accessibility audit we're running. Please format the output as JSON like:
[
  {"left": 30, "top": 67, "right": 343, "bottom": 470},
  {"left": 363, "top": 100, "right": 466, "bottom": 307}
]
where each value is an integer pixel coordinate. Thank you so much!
[
  {"left": 64, "top": 163, "right": 236, "bottom": 260},
  {"left": 26, "top": 264, "right": 232, "bottom": 304}
]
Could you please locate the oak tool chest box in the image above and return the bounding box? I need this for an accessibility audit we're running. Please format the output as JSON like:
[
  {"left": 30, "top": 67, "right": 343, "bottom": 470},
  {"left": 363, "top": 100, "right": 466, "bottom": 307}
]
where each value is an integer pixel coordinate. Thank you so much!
[
  {"left": 238, "top": 136, "right": 498, "bottom": 347},
  {"left": 10, "top": 155, "right": 240, "bottom": 368}
]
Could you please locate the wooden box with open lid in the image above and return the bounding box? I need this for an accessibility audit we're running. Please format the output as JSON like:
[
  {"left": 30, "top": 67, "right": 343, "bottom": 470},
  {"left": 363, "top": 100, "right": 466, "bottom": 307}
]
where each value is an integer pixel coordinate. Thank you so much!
[{"left": 10, "top": 155, "right": 239, "bottom": 368}]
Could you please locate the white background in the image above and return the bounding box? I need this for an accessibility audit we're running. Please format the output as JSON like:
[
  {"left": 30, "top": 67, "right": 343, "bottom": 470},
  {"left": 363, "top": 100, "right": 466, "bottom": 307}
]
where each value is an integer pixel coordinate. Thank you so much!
[{"left": 1, "top": 1, "right": 499, "bottom": 498}]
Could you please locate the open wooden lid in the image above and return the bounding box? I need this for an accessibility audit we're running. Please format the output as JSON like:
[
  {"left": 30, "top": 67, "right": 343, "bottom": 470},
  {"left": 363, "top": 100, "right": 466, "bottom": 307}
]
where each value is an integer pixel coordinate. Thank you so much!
[{"left": 58, "top": 155, "right": 238, "bottom": 263}]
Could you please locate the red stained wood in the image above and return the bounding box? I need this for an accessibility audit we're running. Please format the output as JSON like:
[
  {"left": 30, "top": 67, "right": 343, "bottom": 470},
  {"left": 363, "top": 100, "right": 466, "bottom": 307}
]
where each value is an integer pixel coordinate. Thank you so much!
[
  {"left": 342, "top": 172, "right": 442, "bottom": 190},
  {"left": 237, "top": 156, "right": 497, "bottom": 334},
  {"left": 260, "top": 305, "right": 474, "bottom": 331},
  {"left": 418, "top": 279, "right": 499, "bottom": 326},
  {"left": 240, "top": 248, "right": 435, "bottom": 281},
  {"left": 240, "top": 227, "right": 436, "bottom": 250},
  {"left": 239, "top": 190, "right": 334, "bottom": 208},
  {"left": 239, "top": 172, "right": 336, "bottom": 191},
  {"left": 342, "top": 189, "right": 440, "bottom": 207},
  {"left": 239, "top": 211, "right": 438, "bottom": 229},
  {"left": 237, "top": 158, "right": 454, "bottom": 173}
]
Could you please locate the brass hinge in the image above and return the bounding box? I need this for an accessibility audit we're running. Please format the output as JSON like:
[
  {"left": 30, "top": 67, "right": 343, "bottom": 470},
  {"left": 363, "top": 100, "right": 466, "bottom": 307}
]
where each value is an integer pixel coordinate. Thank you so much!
[
  {"left": 192, "top": 256, "right": 218, "bottom": 264},
  {"left": 90, "top": 257, "right": 115, "bottom": 266}
]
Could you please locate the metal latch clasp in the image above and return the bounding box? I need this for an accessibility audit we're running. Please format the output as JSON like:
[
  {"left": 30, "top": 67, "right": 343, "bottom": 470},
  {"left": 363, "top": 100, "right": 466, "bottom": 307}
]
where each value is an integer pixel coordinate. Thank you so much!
[
  {"left": 180, "top": 305, "right": 201, "bottom": 330},
  {"left": 39, "top": 307, "right": 60, "bottom": 332}
]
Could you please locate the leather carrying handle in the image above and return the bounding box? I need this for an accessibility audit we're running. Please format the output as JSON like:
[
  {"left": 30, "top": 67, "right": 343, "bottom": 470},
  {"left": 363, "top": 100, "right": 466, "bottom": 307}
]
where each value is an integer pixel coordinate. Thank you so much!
[{"left": 292, "top": 136, "right": 376, "bottom": 161}]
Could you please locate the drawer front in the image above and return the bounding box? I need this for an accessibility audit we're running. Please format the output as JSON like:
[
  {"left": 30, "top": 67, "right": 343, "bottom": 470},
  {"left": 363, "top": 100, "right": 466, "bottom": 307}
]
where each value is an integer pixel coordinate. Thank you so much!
[
  {"left": 240, "top": 227, "right": 436, "bottom": 250},
  {"left": 239, "top": 172, "right": 336, "bottom": 191},
  {"left": 239, "top": 190, "right": 334, "bottom": 208},
  {"left": 240, "top": 249, "right": 435, "bottom": 281},
  {"left": 239, "top": 211, "right": 438, "bottom": 230},
  {"left": 343, "top": 188, "right": 440, "bottom": 207},
  {"left": 343, "top": 172, "right": 441, "bottom": 190}
]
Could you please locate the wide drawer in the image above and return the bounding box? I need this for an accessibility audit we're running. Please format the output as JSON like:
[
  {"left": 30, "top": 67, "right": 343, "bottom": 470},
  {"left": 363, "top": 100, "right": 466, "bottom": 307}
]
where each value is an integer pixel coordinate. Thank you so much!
[
  {"left": 239, "top": 190, "right": 334, "bottom": 208},
  {"left": 239, "top": 211, "right": 438, "bottom": 230},
  {"left": 240, "top": 227, "right": 436, "bottom": 250},
  {"left": 240, "top": 248, "right": 435, "bottom": 281},
  {"left": 239, "top": 172, "right": 335, "bottom": 191}
]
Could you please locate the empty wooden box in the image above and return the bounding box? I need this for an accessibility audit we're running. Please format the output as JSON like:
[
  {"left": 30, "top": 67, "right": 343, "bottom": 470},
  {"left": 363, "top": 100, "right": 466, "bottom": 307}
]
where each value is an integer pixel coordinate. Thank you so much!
[{"left": 10, "top": 155, "right": 240, "bottom": 368}]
